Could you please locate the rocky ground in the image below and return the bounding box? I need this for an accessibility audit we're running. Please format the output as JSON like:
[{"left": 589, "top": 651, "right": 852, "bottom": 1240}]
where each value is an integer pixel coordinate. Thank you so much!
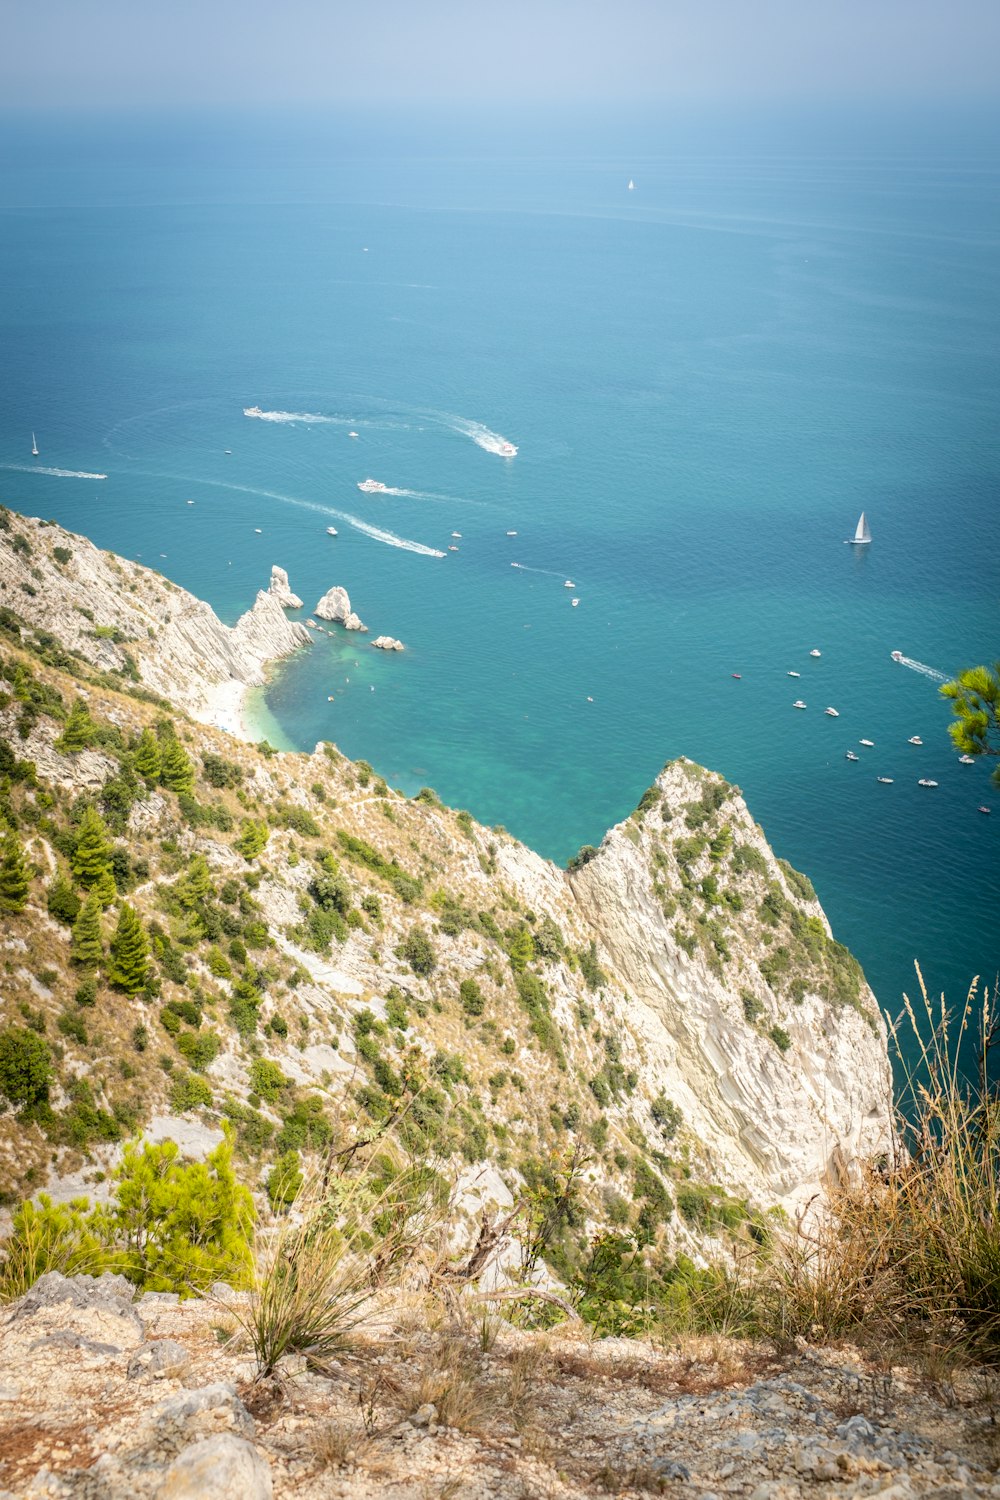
[{"left": 2, "top": 1273, "right": 996, "bottom": 1499}]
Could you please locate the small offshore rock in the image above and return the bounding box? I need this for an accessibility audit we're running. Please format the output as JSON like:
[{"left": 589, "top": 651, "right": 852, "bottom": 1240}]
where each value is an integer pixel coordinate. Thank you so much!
[
  {"left": 371, "top": 635, "right": 404, "bottom": 651},
  {"left": 267, "top": 566, "right": 303, "bottom": 610},
  {"left": 128, "top": 1339, "right": 192, "bottom": 1381},
  {"left": 315, "top": 585, "right": 367, "bottom": 632},
  {"left": 154, "top": 1434, "right": 272, "bottom": 1499}
]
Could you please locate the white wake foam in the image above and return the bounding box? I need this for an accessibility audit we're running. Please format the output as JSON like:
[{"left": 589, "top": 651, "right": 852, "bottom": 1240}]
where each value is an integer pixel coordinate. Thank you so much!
[
  {"left": 438, "top": 412, "right": 517, "bottom": 456},
  {"left": 895, "top": 654, "right": 949, "bottom": 683},
  {"left": 243, "top": 408, "right": 337, "bottom": 425},
  {"left": 508, "top": 562, "right": 566, "bottom": 579},
  {"left": 1, "top": 463, "right": 107, "bottom": 480},
  {"left": 141, "top": 474, "right": 445, "bottom": 559}
]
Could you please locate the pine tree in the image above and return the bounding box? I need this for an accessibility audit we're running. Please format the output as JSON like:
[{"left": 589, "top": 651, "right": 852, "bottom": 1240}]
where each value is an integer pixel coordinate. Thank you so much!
[
  {"left": 92, "top": 864, "right": 118, "bottom": 910},
  {"left": 160, "top": 739, "right": 195, "bottom": 796},
  {"left": 71, "top": 892, "right": 104, "bottom": 969},
  {"left": 0, "top": 831, "right": 30, "bottom": 914},
  {"left": 47, "top": 871, "right": 81, "bottom": 926},
  {"left": 56, "top": 699, "right": 96, "bottom": 753},
  {"left": 178, "top": 854, "right": 211, "bottom": 908},
  {"left": 133, "top": 727, "right": 162, "bottom": 786},
  {"left": 108, "top": 903, "right": 149, "bottom": 995},
  {"left": 71, "top": 806, "right": 113, "bottom": 889}
]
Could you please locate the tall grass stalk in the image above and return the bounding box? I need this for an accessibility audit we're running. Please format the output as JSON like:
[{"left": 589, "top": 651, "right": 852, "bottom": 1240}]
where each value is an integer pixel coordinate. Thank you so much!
[{"left": 726, "top": 968, "right": 1000, "bottom": 1361}]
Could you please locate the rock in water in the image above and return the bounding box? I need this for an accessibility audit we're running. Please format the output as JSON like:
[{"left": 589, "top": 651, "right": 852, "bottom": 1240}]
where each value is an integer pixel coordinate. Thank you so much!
[
  {"left": 315, "top": 585, "right": 367, "bottom": 633},
  {"left": 371, "top": 635, "right": 404, "bottom": 651},
  {"left": 266, "top": 565, "right": 303, "bottom": 610}
]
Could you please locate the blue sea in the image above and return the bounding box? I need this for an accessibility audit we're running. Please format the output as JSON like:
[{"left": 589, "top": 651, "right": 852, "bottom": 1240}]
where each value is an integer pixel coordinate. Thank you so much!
[{"left": 1, "top": 107, "right": 998, "bottom": 1051}]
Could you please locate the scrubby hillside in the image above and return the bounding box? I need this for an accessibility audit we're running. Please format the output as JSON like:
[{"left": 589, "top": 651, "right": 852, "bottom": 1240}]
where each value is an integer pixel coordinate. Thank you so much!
[{"left": 0, "top": 505, "right": 890, "bottom": 1286}]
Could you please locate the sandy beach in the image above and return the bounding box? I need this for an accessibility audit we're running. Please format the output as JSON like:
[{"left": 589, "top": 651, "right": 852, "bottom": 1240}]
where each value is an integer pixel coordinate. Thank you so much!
[{"left": 192, "top": 678, "right": 254, "bottom": 742}]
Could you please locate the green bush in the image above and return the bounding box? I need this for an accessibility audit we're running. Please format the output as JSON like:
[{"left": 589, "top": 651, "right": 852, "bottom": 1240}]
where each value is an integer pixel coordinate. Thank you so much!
[
  {"left": 399, "top": 927, "right": 437, "bottom": 977},
  {"left": 170, "top": 1071, "right": 213, "bottom": 1113},
  {"left": 0, "top": 1026, "right": 52, "bottom": 1107},
  {"left": 249, "top": 1058, "right": 288, "bottom": 1104},
  {"left": 769, "top": 1025, "right": 792, "bottom": 1054},
  {"left": 459, "top": 978, "right": 485, "bottom": 1016}
]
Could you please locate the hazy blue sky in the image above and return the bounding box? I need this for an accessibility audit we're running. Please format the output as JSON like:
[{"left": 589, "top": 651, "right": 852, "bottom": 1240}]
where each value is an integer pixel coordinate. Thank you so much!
[{"left": 4, "top": 0, "right": 999, "bottom": 111}]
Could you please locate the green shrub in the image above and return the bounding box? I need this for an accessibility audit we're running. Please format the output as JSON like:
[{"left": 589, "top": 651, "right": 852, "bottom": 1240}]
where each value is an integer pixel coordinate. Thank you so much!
[
  {"left": 249, "top": 1058, "right": 288, "bottom": 1104},
  {"left": 0, "top": 1026, "right": 52, "bottom": 1107},
  {"left": 741, "top": 990, "right": 765, "bottom": 1024},
  {"left": 170, "top": 1071, "right": 213, "bottom": 1113},
  {"left": 266, "top": 1150, "right": 303, "bottom": 1212},
  {"left": 769, "top": 1025, "right": 792, "bottom": 1054},
  {"left": 650, "top": 1093, "right": 682, "bottom": 1141},
  {"left": 399, "top": 927, "right": 436, "bottom": 977},
  {"left": 459, "top": 978, "right": 485, "bottom": 1017}
]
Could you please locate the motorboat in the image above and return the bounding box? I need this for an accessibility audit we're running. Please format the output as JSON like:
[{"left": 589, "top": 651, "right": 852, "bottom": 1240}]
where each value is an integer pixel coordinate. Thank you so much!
[
  {"left": 326, "top": 526, "right": 338, "bottom": 536},
  {"left": 451, "top": 531, "right": 462, "bottom": 538},
  {"left": 824, "top": 707, "right": 840, "bottom": 717},
  {"left": 731, "top": 673, "right": 741, "bottom": 679},
  {"left": 571, "top": 599, "right": 579, "bottom": 607},
  {"left": 348, "top": 431, "right": 359, "bottom": 438},
  {"left": 908, "top": 736, "right": 923, "bottom": 746},
  {"left": 787, "top": 671, "right": 801, "bottom": 677},
  {"left": 448, "top": 545, "right": 459, "bottom": 552},
  {"left": 810, "top": 649, "right": 821, "bottom": 657},
  {"left": 845, "top": 511, "right": 872, "bottom": 546},
  {"left": 186, "top": 500, "right": 195, "bottom": 505},
  {"left": 793, "top": 700, "right": 807, "bottom": 710},
  {"left": 254, "top": 528, "right": 262, "bottom": 534},
  {"left": 31, "top": 432, "right": 38, "bottom": 456},
  {"left": 243, "top": 406, "right": 264, "bottom": 418},
  {"left": 959, "top": 754, "right": 976, "bottom": 764},
  {"left": 506, "top": 529, "right": 518, "bottom": 536},
  {"left": 564, "top": 580, "right": 575, "bottom": 588},
  {"left": 845, "top": 751, "right": 859, "bottom": 761},
  {"left": 918, "top": 779, "right": 939, "bottom": 788},
  {"left": 498, "top": 440, "right": 517, "bottom": 457},
  {"left": 859, "top": 739, "right": 874, "bottom": 747},
  {"left": 357, "top": 478, "right": 388, "bottom": 494},
  {"left": 890, "top": 650, "right": 903, "bottom": 662},
  {"left": 877, "top": 777, "right": 894, "bottom": 784},
  {"left": 979, "top": 806, "right": 991, "bottom": 814}
]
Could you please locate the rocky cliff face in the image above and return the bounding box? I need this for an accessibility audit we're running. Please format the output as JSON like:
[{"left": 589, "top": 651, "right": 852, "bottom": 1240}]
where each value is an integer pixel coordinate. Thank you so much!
[
  {"left": 0, "top": 506, "right": 891, "bottom": 1235},
  {"left": 0, "top": 513, "right": 310, "bottom": 723},
  {"left": 568, "top": 761, "right": 891, "bottom": 1208}
]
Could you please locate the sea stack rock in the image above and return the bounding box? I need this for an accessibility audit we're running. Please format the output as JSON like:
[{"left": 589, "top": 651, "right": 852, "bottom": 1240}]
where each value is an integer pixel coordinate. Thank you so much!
[
  {"left": 371, "top": 636, "right": 404, "bottom": 651},
  {"left": 314, "top": 586, "right": 367, "bottom": 633},
  {"left": 267, "top": 566, "right": 303, "bottom": 610}
]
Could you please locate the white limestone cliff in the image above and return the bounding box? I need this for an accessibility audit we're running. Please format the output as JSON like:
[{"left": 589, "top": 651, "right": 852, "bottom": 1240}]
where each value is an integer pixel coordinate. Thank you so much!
[
  {"left": 315, "top": 585, "right": 367, "bottom": 633},
  {"left": 371, "top": 635, "right": 404, "bottom": 651},
  {"left": 267, "top": 565, "right": 303, "bottom": 610}
]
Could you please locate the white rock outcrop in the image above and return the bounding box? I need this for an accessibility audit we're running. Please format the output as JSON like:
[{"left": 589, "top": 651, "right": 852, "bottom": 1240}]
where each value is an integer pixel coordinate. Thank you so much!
[
  {"left": 371, "top": 635, "right": 404, "bottom": 651},
  {"left": 314, "top": 585, "right": 367, "bottom": 633},
  {"left": 266, "top": 565, "right": 303, "bottom": 610},
  {"left": 0, "top": 513, "right": 311, "bottom": 726}
]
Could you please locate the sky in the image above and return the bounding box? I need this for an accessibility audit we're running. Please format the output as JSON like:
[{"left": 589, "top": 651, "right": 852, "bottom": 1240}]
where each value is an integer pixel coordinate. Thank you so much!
[{"left": 3, "top": 0, "right": 1000, "bottom": 112}]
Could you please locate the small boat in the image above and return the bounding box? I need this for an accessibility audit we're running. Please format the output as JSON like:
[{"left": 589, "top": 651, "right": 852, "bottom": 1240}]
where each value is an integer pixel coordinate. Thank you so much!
[
  {"left": 31, "top": 432, "right": 39, "bottom": 456},
  {"left": 357, "top": 478, "right": 388, "bottom": 494},
  {"left": 506, "top": 530, "right": 518, "bottom": 536},
  {"left": 254, "top": 528, "right": 262, "bottom": 534},
  {"left": 859, "top": 739, "right": 874, "bottom": 747},
  {"left": 186, "top": 499, "right": 194, "bottom": 505},
  {"left": 824, "top": 707, "right": 839, "bottom": 717},
  {"left": 627, "top": 179, "right": 635, "bottom": 191},
  {"left": 510, "top": 561, "right": 521, "bottom": 568},
  {"left": 877, "top": 776, "right": 894, "bottom": 784},
  {"left": 448, "top": 545, "right": 459, "bottom": 552},
  {"left": 846, "top": 752, "right": 859, "bottom": 761},
  {"left": 348, "top": 431, "right": 359, "bottom": 439},
  {"left": 810, "top": 649, "right": 822, "bottom": 658},
  {"left": 498, "top": 441, "right": 517, "bottom": 457},
  {"left": 979, "top": 806, "right": 991, "bottom": 815},
  {"left": 793, "top": 700, "right": 807, "bottom": 710},
  {"left": 918, "top": 779, "right": 938, "bottom": 788},
  {"left": 326, "top": 526, "right": 338, "bottom": 536},
  {"left": 327, "top": 695, "right": 335, "bottom": 701},
  {"left": 908, "top": 736, "right": 923, "bottom": 746},
  {"left": 731, "top": 673, "right": 741, "bottom": 679},
  {"left": 787, "top": 670, "right": 801, "bottom": 678},
  {"left": 243, "top": 406, "right": 264, "bottom": 418},
  {"left": 451, "top": 531, "right": 462, "bottom": 538},
  {"left": 224, "top": 449, "right": 232, "bottom": 454},
  {"left": 959, "top": 754, "right": 975, "bottom": 764},
  {"left": 571, "top": 598, "right": 579, "bottom": 607},
  {"left": 564, "top": 580, "right": 575, "bottom": 588},
  {"left": 845, "top": 511, "right": 872, "bottom": 546},
  {"left": 890, "top": 650, "right": 904, "bottom": 662},
  {"left": 586, "top": 695, "right": 594, "bottom": 702}
]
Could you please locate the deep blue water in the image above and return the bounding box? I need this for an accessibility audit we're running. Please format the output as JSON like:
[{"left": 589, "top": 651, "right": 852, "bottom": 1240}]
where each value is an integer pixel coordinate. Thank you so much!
[{"left": 1, "top": 109, "right": 998, "bottom": 1044}]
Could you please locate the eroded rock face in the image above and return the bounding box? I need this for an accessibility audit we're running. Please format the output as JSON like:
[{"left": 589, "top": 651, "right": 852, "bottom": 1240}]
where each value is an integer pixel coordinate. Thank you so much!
[
  {"left": 0, "top": 514, "right": 311, "bottom": 722},
  {"left": 568, "top": 760, "right": 892, "bottom": 1209},
  {"left": 314, "top": 586, "right": 367, "bottom": 632},
  {"left": 266, "top": 566, "right": 303, "bottom": 611}
]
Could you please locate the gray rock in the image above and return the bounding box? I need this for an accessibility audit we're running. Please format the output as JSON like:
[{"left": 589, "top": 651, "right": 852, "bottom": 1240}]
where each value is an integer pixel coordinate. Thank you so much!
[
  {"left": 12, "top": 1272, "right": 141, "bottom": 1329},
  {"left": 128, "top": 1339, "right": 192, "bottom": 1381},
  {"left": 154, "top": 1382, "right": 254, "bottom": 1439},
  {"left": 138, "top": 1291, "right": 181, "bottom": 1308},
  {"left": 652, "top": 1459, "right": 691, "bottom": 1481},
  {"left": 29, "top": 1330, "right": 124, "bottom": 1356},
  {"left": 154, "top": 1434, "right": 272, "bottom": 1499},
  {"left": 412, "top": 1402, "right": 437, "bottom": 1428},
  {"left": 837, "top": 1414, "right": 877, "bottom": 1444},
  {"left": 314, "top": 585, "right": 367, "bottom": 632}
]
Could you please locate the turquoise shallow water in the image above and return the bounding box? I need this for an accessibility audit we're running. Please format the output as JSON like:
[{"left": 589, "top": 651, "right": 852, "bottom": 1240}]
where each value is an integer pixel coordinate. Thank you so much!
[{"left": 0, "top": 111, "right": 998, "bottom": 1043}]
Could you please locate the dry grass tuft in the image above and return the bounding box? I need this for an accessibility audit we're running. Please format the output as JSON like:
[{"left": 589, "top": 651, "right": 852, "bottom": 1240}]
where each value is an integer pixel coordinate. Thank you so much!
[
  {"left": 411, "top": 1335, "right": 492, "bottom": 1432},
  {"left": 311, "top": 1418, "right": 373, "bottom": 1470}
]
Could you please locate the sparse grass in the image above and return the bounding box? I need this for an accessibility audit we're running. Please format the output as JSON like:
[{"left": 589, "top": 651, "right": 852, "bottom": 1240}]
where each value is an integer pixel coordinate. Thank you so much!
[
  {"left": 410, "top": 1335, "right": 491, "bottom": 1431},
  {"left": 310, "top": 1418, "right": 373, "bottom": 1470}
]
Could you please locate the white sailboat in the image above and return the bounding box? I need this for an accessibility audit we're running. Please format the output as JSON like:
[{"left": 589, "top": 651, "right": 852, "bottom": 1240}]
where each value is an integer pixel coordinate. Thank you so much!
[
  {"left": 845, "top": 511, "right": 871, "bottom": 545},
  {"left": 627, "top": 179, "right": 635, "bottom": 191},
  {"left": 31, "top": 432, "right": 38, "bottom": 456}
]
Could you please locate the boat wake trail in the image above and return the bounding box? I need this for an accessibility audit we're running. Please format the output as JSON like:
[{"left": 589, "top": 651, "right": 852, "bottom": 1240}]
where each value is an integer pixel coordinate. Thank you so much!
[
  {"left": 895, "top": 654, "right": 949, "bottom": 683},
  {"left": 141, "top": 474, "right": 445, "bottom": 559},
  {"left": 510, "top": 562, "right": 568, "bottom": 579},
  {"left": 2, "top": 464, "right": 108, "bottom": 480},
  {"left": 243, "top": 408, "right": 338, "bottom": 425},
  {"left": 438, "top": 412, "right": 518, "bottom": 457}
]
